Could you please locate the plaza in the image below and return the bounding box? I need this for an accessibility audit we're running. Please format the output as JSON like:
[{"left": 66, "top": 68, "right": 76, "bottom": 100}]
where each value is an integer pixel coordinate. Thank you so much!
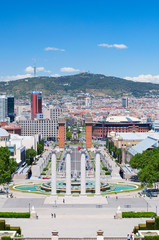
[{"left": 0, "top": 146, "right": 158, "bottom": 238}]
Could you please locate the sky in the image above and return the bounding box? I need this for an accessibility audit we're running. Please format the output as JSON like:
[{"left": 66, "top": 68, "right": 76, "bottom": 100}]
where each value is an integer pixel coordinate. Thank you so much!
[{"left": 0, "top": 0, "right": 159, "bottom": 83}]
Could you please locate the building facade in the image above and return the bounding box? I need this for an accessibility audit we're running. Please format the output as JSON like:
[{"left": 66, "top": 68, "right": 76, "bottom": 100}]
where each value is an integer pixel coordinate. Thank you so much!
[
  {"left": 122, "top": 97, "right": 128, "bottom": 108},
  {"left": 0, "top": 95, "right": 8, "bottom": 122},
  {"left": 7, "top": 95, "right": 15, "bottom": 122},
  {"left": 31, "top": 91, "right": 42, "bottom": 120},
  {"left": 92, "top": 118, "right": 151, "bottom": 140},
  {"left": 19, "top": 119, "right": 58, "bottom": 140}
]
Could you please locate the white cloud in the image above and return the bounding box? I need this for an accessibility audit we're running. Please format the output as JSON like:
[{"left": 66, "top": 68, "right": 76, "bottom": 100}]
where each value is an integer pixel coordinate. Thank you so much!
[
  {"left": 51, "top": 74, "right": 60, "bottom": 77},
  {"left": 125, "top": 74, "right": 159, "bottom": 84},
  {"left": 25, "top": 66, "right": 51, "bottom": 73},
  {"left": 44, "top": 47, "right": 65, "bottom": 52},
  {"left": 98, "top": 43, "right": 128, "bottom": 49},
  {"left": 60, "top": 67, "right": 80, "bottom": 73},
  {"left": 0, "top": 74, "right": 32, "bottom": 82}
]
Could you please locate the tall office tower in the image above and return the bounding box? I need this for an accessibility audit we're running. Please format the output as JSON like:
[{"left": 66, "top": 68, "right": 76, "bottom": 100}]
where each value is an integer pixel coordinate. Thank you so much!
[
  {"left": 7, "top": 95, "right": 15, "bottom": 122},
  {"left": 31, "top": 91, "right": 42, "bottom": 120},
  {"left": 85, "top": 97, "right": 91, "bottom": 108},
  {"left": 122, "top": 97, "right": 128, "bottom": 108},
  {"left": 0, "top": 95, "right": 7, "bottom": 122}
]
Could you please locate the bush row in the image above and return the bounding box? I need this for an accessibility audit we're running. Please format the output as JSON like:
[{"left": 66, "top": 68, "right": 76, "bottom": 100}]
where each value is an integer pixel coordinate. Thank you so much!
[
  {"left": 145, "top": 236, "right": 159, "bottom": 240},
  {"left": 133, "top": 216, "right": 159, "bottom": 234},
  {"left": 0, "top": 220, "right": 21, "bottom": 234},
  {"left": 0, "top": 212, "right": 30, "bottom": 218},
  {"left": 122, "top": 212, "right": 156, "bottom": 218}
]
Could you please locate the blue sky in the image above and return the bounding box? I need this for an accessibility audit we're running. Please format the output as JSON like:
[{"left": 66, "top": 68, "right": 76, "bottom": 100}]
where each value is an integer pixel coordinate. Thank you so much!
[{"left": 0, "top": 0, "right": 159, "bottom": 83}]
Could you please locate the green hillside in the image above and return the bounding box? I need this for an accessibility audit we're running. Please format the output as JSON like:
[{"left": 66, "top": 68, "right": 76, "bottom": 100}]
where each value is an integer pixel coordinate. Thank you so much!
[{"left": 0, "top": 73, "right": 159, "bottom": 98}]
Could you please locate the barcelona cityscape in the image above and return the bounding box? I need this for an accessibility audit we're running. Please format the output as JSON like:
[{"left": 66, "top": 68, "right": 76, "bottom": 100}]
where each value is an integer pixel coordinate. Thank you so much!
[{"left": 1, "top": 1, "right": 159, "bottom": 240}]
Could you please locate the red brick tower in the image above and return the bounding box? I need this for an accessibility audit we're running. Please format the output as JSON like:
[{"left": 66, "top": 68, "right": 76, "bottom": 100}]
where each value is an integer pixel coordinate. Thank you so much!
[
  {"left": 58, "top": 117, "right": 65, "bottom": 148},
  {"left": 85, "top": 113, "right": 93, "bottom": 148},
  {"left": 31, "top": 91, "right": 42, "bottom": 120}
]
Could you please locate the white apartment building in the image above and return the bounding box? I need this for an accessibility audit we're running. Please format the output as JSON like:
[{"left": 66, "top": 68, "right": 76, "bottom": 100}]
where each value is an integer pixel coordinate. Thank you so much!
[
  {"left": 49, "top": 106, "right": 63, "bottom": 120},
  {"left": 0, "top": 95, "right": 7, "bottom": 121},
  {"left": 19, "top": 119, "right": 59, "bottom": 140}
]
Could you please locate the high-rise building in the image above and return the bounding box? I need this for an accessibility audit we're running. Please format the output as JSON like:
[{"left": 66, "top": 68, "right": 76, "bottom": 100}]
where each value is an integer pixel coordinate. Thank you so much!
[
  {"left": 85, "top": 97, "right": 91, "bottom": 108},
  {"left": 0, "top": 95, "right": 8, "bottom": 122},
  {"left": 122, "top": 97, "right": 128, "bottom": 108},
  {"left": 7, "top": 95, "right": 15, "bottom": 122},
  {"left": 31, "top": 91, "right": 42, "bottom": 120}
]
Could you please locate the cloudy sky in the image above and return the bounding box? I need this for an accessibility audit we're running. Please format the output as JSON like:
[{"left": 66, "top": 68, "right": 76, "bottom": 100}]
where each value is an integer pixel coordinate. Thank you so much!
[{"left": 0, "top": 0, "right": 159, "bottom": 83}]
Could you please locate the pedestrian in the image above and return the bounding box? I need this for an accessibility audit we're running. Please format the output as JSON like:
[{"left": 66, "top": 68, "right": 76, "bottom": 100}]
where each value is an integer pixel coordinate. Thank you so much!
[
  {"left": 116, "top": 195, "right": 118, "bottom": 200},
  {"left": 54, "top": 213, "right": 56, "bottom": 218},
  {"left": 127, "top": 234, "right": 131, "bottom": 240},
  {"left": 63, "top": 198, "right": 65, "bottom": 203},
  {"left": 131, "top": 232, "right": 134, "bottom": 240}
]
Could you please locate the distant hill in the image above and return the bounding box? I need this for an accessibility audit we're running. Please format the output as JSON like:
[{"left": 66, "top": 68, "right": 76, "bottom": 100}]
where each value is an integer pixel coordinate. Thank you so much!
[{"left": 0, "top": 73, "right": 159, "bottom": 98}]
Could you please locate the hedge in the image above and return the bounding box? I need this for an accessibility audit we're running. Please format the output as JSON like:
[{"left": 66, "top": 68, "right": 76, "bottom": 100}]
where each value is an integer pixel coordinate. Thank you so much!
[
  {"left": 133, "top": 226, "right": 139, "bottom": 234},
  {"left": 146, "top": 220, "right": 155, "bottom": 230},
  {"left": 5, "top": 224, "right": 10, "bottom": 230},
  {"left": 0, "top": 212, "right": 30, "bottom": 218},
  {"left": 0, "top": 220, "right": 5, "bottom": 230},
  {"left": 155, "top": 216, "right": 159, "bottom": 230},
  {"left": 122, "top": 212, "right": 156, "bottom": 218},
  {"left": 145, "top": 236, "right": 159, "bottom": 240},
  {"left": 139, "top": 223, "right": 146, "bottom": 230},
  {"left": 10, "top": 226, "right": 21, "bottom": 235},
  {"left": 1, "top": 237, "right": 11, "bottom": 240}
]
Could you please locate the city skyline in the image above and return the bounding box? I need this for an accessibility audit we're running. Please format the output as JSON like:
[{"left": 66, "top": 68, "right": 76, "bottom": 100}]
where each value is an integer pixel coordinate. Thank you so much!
[{"left": 0, "top": 0, "right": 159, "bottom": 83}]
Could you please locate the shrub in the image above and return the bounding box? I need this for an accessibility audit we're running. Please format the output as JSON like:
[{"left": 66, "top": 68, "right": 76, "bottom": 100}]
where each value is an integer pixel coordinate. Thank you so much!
[
  {"left": 1, "top": 237, "right": 11, "bottom": 240},
  {"left": 10, "top": 226, "right": 21, "bottom": 235},
  {"left": 146, "top": 220, "right": 155, "bottom": 230},
  {"left": 133, "top": 226, "right": 139, "bottom": 234},
  {"left": 102, "top": 166, "right": 108, "bottom": 171},
  {"left": 5, "top": 224, "right": 10, "bottom": 230},
  {"left": 43, "top": 167, "right": 48, "bottom": 171},
  {"left": 0, "top": 212, "right": 30, "bottom": 218},
  {"left": 0, "top": 220, "right": 5, "bottom": 230},
  {"left": 122, "top": 212, "right": 156, "bottom": 218},
  {"left": 155, "top": 216, "right": 159, "bottom": 230},
  {"left": 41, "top": 171, "right": 46, "bottom": 175},
  {"left": 145, "top": 236, "right": 159, "bottom": 240},
  {"left": 139, "top": 223, "right": 146, "bottom": 230}
]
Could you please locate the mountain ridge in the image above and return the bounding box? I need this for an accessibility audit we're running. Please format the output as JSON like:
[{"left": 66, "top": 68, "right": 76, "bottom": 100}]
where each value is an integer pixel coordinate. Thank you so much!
[{"left": 0, "top": 73, "right": 159, "bottom": 98}]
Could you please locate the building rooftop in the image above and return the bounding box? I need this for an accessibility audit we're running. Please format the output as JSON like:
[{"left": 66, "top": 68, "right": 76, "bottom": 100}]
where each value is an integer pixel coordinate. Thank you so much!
[
  {"left": 128, "top": 136, "right": 158, "bottom": 156},
  {"left": 106, "top": 116, "right": 140, "bottom": 123},
  {"left": 0, "top": 128, "right": 9, "bottom": 137},
  {"left": 116, "top": 132, "right": 159, "bottom": 141}
]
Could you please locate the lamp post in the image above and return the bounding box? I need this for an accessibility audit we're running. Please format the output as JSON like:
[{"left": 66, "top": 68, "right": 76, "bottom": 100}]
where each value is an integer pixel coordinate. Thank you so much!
[{"left": 29, "top": 203, "right": 31, "bottom": 213}]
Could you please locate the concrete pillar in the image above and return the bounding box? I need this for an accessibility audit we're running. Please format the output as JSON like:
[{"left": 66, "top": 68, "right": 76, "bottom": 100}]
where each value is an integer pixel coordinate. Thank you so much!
[
  {"left": 66, "top": 149, "right": 71, "bottom": 195},
  {"left": 51, "top": 151, "right": 57, "bottom": 196},
  {"left": 81, "top": 150, "right": 86, "bottom": 195},
  {"left": 95, "top": 151, "right": 101, "bottom": 195}
]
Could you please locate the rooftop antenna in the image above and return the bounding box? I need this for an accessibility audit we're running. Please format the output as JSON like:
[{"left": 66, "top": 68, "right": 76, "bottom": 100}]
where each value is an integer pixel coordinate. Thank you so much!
[{"left": 33, "top": 59, "right": 36, "bottom": 77}]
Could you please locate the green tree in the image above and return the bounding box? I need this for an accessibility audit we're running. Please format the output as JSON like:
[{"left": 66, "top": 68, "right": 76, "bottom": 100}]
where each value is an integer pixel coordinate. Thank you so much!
[
  {"left": 129, "top": 147, "right": 159, "bottom": 185},
  {"left": 37, "top": 144, "right": 43, "bottom": 155},
  {"left": 0, "top": 147, "right": 17, "bottom": 184},
  {"left": 26, "top": 147, "right": 37, "bottom": 165},
  {"left": 66, "top": 131, "right": 72, "bottom": 140}
]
